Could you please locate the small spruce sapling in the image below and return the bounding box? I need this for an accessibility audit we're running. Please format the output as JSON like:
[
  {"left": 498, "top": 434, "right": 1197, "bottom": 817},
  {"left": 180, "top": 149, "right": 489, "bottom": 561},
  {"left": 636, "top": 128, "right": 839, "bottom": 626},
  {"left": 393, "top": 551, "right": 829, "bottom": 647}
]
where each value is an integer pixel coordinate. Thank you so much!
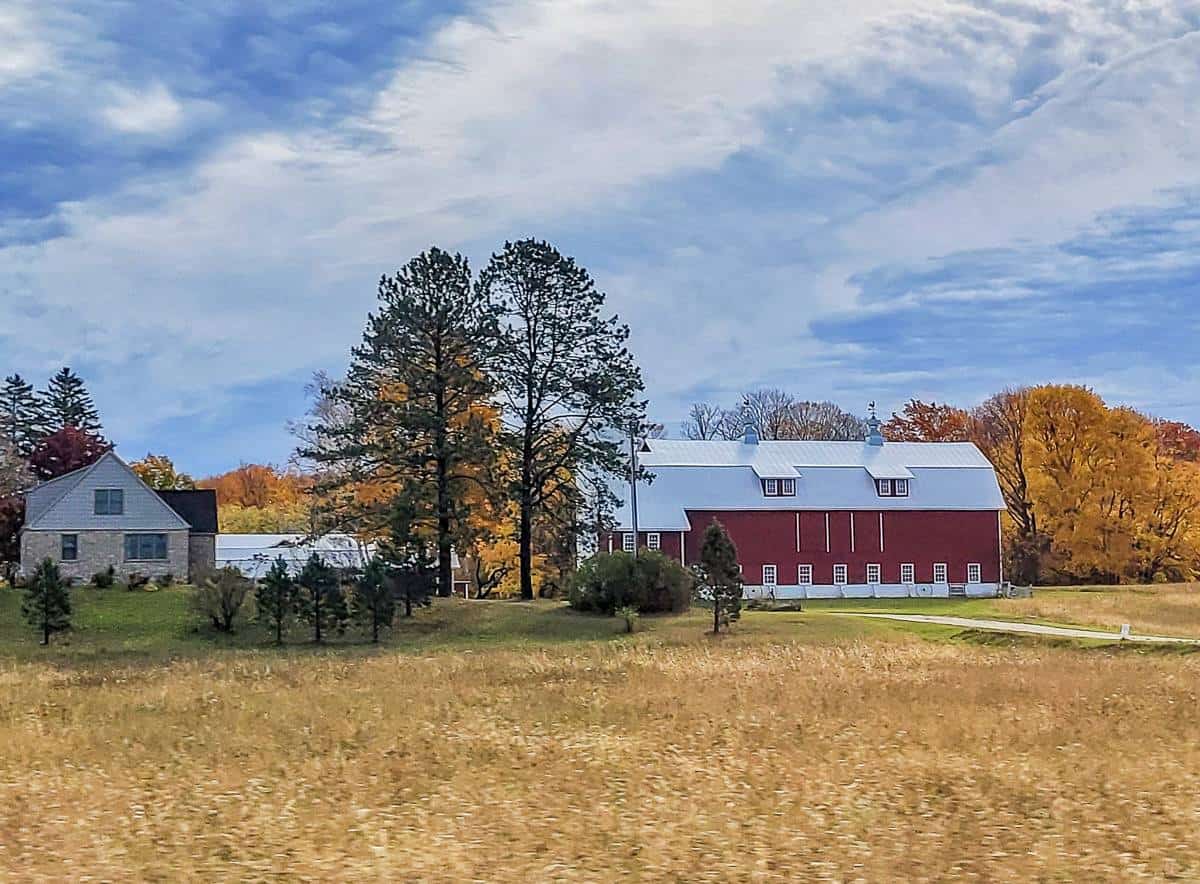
[
  {"left": 697, "top": 520, "right": 742, "bottom": 634},
  {"left": 351, "top": 558, "right": 396, "bottom": 643},
  {"left": 256, "top": 557, "right": 296, "bottom": 645},
  {"left": 22, "top": 558, "right": 72, "bottom": 645},
  {"left": 296, "top": 553, "right": 348, "bottom": 643}
]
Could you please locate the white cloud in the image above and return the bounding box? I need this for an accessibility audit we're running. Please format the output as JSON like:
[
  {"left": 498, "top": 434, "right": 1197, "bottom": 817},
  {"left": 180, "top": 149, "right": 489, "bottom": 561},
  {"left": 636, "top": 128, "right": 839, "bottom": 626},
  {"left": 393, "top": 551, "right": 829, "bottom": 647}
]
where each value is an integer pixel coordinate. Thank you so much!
[
  {"left": 0, "top": 4, "right": 50, "bottom": 85},
  {"left": 101, "top": 81, "right": 186, "bottom": 135}
]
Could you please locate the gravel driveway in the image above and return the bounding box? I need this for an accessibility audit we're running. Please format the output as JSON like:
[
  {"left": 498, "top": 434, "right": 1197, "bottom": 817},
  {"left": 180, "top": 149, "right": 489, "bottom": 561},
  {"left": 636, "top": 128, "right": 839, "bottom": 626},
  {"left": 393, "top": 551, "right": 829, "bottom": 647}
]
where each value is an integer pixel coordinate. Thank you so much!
[{"left": 834, "top": 613, "right": 1200, "bottom": 645}]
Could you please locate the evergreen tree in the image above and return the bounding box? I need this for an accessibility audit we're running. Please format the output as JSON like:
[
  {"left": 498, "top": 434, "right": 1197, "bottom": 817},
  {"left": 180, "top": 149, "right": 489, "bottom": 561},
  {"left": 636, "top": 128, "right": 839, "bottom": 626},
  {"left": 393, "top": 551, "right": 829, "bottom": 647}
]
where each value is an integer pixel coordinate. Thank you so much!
[
  {"left": 22, "top": 559, "right": 72, "bottom": 645},
  {"left": 697, "top": 520, "right": 742, "bottom": 634},
  {"left": 41, "top": 367, "right": 102, "bottom": 435},
  {"left": 479, "top": 239, "right": 645, "bottom": 599},
  {"left": 295, "top": 553, "right": 348, "bottom": 643},
  {"left": 305, "top": 248, "right": 500, "bottom": 598},
  {"left": 256, "top": 557, "right": 296, "bottom": 645},
  {"left": 350, "top": 558, "right": 396, "bottom": 643},
  {"left": 0, "top": 374, "right": 47, "bottom": 455}
]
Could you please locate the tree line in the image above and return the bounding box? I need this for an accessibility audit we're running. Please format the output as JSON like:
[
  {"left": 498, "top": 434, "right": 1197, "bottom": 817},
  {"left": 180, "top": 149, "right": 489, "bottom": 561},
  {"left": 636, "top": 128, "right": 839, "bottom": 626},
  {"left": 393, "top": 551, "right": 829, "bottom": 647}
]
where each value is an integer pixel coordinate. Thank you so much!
[
  {"left": 682, "top": 390, "right": 867, "bottom": 441},
  {"left": 883, "top": 390, "right": 1200, "bottom": 585}
]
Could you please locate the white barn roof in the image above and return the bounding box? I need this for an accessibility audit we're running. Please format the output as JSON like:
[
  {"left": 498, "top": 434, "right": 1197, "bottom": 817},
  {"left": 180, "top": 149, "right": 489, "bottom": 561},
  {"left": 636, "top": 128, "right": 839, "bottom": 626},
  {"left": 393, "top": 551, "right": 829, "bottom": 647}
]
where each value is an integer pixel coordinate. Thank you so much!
[
  {"left": 615, "top": 439, "right": 1005, "bottom": 531},
  {"left": 216, "top": 534, "right": 460, "bottom": 579}
]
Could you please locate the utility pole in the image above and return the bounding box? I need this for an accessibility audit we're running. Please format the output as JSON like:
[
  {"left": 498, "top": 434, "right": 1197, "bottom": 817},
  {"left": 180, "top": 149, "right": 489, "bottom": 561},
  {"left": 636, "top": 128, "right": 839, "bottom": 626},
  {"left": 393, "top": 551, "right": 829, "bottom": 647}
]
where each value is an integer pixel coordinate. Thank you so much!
[{"left": 629, "top": 420, "right": 640, "bottom": 559}]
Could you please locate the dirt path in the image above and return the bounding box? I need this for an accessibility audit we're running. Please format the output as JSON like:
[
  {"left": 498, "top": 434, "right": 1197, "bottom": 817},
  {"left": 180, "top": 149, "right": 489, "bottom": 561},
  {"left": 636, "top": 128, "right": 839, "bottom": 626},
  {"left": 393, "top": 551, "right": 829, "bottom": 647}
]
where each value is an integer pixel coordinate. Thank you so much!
[{"left": 833, "top": 613, "right": 1200, "bottom": 645}]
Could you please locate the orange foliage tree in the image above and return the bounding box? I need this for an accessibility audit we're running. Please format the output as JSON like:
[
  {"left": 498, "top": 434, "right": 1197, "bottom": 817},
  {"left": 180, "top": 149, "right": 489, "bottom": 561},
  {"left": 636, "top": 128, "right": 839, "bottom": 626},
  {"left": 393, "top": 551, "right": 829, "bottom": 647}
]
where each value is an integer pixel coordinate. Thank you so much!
[
  {"left": 883, "top": 399, "right": 971, "bottom": 442},
  {"left": 198, "top": 464, "right": 312, "bottom": 533}
]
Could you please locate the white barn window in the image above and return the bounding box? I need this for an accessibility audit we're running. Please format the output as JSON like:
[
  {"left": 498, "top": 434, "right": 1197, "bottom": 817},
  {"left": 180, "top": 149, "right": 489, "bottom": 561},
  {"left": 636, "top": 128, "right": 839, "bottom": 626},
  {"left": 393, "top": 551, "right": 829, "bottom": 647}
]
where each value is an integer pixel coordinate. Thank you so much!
[
  {"left": 780, "top": 478, "right": 796, "bottom": 496},
  {"left": 762, "top": 564, "right": 777, "bottom": 586},
  {"left": 901, "top": 563, "right": 915, "bottom": 584},
  {"left": 647, "top": 532, "right": 661, "bottom": 551},
  {"left": 933, "top": 562, "right": 948, "bottom": 584},
  {"left": 798, "top": 564, "right": 813, "bottom": 585},
  {"left": 622, "top": 533, "right": 635, "bottom": 553},
  {"left": 967, "top": 563, "right": 982, "bottom": 583},
  {"left": 877, "top": 478, "right": 892, "bottom": 497},
  {"left": 894, "top": 479, "right": 909, "bottom": 496},
  {"left": 833, "top": 564, "right": 848, "bottom": 585},
  {"left": 764, "top": 478, "right": 779, "bottom": 496},
  {"left": 866, "top": 563, "right": 881, "bottom": 584}
]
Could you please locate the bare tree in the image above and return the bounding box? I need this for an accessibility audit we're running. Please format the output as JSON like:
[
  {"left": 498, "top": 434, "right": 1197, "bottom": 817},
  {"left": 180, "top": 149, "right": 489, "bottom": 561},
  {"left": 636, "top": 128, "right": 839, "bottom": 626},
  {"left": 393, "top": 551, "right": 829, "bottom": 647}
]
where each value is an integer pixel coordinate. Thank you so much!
[
  {"left": 738, "top": 389, "right": 798, "bottom": 440},
  {"left": 683, "top": 402, "right": 726, "bottom": 440},
  {"left": 786, "top": 400, "right": 868, "bottom": 441},
  {"left": 682, "top": 403, "right": 746, "bottom": 440},
  {"left": 0, "top": 439, "right": 33, "bottom": 498}
]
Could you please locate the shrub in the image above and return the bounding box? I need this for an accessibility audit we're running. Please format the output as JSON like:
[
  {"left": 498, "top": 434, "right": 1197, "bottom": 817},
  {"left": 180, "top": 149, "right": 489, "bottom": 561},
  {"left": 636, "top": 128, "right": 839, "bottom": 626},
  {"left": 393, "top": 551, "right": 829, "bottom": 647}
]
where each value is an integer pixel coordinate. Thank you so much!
[
  {"left": 616, "top": 605, "right": 640, "bottom": 633},
  {"left": 191, "top": 567, "right": 251, "bottom": 633},
  {"left": 127, "top": 572, "right": 149, "bottom": 591},
  {"left": 92, "top": 566, "right": 115, "bottom": 589},
  {"left": 568, "top": 551, "right": 693, "bottom": 616},
  {"left": 155, "top": 573, "right": 175, "bottom": 588}
]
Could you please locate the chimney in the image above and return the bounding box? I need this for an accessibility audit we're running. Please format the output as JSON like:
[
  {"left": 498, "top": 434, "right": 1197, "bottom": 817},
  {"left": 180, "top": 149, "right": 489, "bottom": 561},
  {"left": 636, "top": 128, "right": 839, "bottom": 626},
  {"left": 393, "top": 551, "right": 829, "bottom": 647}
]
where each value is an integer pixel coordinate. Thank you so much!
[
  {"left": 743, "top": 426, "right": 759, "bottom": 445},
  {"left": 865, "top": 401, "right": 884, "bottom": 447}
]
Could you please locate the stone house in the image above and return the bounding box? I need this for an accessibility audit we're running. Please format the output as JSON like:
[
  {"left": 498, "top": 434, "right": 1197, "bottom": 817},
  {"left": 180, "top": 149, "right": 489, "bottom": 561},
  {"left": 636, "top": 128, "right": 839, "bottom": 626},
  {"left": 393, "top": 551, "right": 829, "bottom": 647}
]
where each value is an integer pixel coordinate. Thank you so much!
[{"left": 20, "top": 452, "right": 218, "bottom": 583}]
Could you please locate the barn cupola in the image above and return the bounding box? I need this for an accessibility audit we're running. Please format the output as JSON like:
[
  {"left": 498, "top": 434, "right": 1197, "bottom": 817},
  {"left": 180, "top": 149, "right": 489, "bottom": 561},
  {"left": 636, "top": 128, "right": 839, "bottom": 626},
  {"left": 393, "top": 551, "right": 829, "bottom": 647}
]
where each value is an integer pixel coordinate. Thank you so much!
[
  {"left": 743, "top": 426, "right": 759, "bottom": 445},
  {"left": 865, "top": 402, "right": 884, "bottom": 447}
]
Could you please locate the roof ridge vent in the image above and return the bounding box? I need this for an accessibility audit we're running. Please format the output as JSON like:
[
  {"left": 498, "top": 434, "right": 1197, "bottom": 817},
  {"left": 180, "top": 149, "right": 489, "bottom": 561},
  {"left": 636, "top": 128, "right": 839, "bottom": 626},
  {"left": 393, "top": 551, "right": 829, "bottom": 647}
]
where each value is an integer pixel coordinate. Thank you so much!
[{"left": 743, "top": 426, "right": 759, "bottom": 445}]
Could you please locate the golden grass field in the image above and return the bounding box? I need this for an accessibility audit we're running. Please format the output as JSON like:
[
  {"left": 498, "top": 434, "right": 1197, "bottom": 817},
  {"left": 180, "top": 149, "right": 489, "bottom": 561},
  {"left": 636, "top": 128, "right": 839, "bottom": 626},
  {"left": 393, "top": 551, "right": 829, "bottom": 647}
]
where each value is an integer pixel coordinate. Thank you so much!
[{"left": 1, "top": 590, "right": 1199, "bottom": 881}]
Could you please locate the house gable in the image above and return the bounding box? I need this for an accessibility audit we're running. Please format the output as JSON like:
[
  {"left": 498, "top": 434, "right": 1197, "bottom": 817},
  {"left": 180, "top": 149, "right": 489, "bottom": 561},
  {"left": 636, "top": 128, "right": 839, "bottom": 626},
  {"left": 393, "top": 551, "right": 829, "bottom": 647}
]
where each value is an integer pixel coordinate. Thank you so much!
[{"left": 24, "top": 452, "right": 190, "bottom": 532}]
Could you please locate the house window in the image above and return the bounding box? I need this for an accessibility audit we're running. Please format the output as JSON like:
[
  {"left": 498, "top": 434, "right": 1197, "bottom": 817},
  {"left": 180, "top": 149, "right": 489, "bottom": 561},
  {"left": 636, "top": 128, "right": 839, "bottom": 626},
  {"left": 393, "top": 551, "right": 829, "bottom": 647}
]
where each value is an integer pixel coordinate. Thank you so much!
[
  {"left": 866, "top": 563, "right": 881, "bottom": 584},
  {"left": 933, "top": 562, "right": 948, "bottom": 584},
  {"left": 780, "top": 478, "right": 796, "bottom": 496},
  {"left": 894, "top": 479, "right": 909, "bottom": 497},
  {"left": 967, "top": 563, "right": 982, "bottom": 584},
  {"left": 833, "top": 564, "right": 848, "bottom": 586},
  {"left": 764, "top": 478, "right": 779, "bottom": 496},
  {"left": 877, "top": 478, "right": 892, "bottom": 497},
  {"left": 622, "top": 533, "right": 635, "bottom": 553},
  {"left": 125, "top": 533, "right": 168, "bottom": 561},
  {"left": 901, "top": 563, "right": 915, "bottom": 584},
  {"left": 647, "top": 532, "right": 661, "bottom": 551},
  {"left": 95, "top": 489, "right": 124, "bottom": 515},
  {"left": 61, "top": 534, "right": 78, "bottom": 561},
  {"left": 762, "top": 564, "right": 777, "bottom": 586},
  {"left": 798, "top": 564, "right": 813, "bottom": 585}
]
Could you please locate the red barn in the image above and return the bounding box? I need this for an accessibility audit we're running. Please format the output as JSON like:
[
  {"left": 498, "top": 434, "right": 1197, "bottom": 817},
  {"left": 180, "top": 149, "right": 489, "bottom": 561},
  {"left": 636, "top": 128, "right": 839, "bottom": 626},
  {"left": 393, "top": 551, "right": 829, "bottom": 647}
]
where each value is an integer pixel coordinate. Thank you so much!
[{"left": 601, "top": 421, "right": 1006, "bottom": 599}]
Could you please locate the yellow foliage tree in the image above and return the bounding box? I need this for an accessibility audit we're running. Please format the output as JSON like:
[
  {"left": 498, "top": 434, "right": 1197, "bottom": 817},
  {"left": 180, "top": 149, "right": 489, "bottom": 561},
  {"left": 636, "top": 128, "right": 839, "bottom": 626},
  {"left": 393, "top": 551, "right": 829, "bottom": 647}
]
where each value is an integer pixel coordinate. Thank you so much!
[
  {"left": 130, "top": 454, "right": 195, "bottom": 490},
  {"left": 971, "top": 384, "right": 1200, "bottom": 584}
]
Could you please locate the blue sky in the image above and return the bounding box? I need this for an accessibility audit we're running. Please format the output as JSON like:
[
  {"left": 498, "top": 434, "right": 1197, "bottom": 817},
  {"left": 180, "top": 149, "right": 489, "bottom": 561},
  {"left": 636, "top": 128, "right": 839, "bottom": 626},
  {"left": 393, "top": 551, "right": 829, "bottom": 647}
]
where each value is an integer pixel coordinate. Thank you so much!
[{"left": 3, "top": 1, "right": 1200, "bottom": 476}]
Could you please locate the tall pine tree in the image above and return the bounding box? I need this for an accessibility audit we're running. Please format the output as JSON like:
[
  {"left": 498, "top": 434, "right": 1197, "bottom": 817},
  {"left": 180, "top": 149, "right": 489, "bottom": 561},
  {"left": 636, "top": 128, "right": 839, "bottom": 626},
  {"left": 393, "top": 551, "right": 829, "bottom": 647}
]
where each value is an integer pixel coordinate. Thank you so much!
[
  {"left": 306, "top": 248, "right": 499, "bottom": 597},
  {"left": 1, "top": 374, "right": 47, "bottom": 455},
  {"left": 479, "top": 239, "right": 645, "bottom": 599},
  {"left": 23, "top": 559, "right": 72, "bottom": 645},
  {"left": 41, "top": 367, "right": 102, "bottom": 435}
]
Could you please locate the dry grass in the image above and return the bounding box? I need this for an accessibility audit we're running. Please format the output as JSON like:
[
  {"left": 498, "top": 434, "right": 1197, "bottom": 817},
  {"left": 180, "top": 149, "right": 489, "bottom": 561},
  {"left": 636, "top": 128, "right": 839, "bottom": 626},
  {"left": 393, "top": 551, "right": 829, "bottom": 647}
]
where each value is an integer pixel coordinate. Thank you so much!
[
  {"left": 1006, "top": 584, "right": 1200, "bottom": 637},
  {"left": 2, "top": 609, "right": 1199, "bottom": 881}
]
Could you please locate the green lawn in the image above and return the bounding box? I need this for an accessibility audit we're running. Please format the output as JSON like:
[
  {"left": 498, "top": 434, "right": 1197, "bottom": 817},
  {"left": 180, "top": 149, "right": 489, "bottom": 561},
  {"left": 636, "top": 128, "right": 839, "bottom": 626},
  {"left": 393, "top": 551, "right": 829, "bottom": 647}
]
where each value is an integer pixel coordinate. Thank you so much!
[
  {"left": 0, "top": 583, "right": 907, "bottom": 664},
  {"left": 4, "top": 582, "right": 1197, "bottom": 665}
]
